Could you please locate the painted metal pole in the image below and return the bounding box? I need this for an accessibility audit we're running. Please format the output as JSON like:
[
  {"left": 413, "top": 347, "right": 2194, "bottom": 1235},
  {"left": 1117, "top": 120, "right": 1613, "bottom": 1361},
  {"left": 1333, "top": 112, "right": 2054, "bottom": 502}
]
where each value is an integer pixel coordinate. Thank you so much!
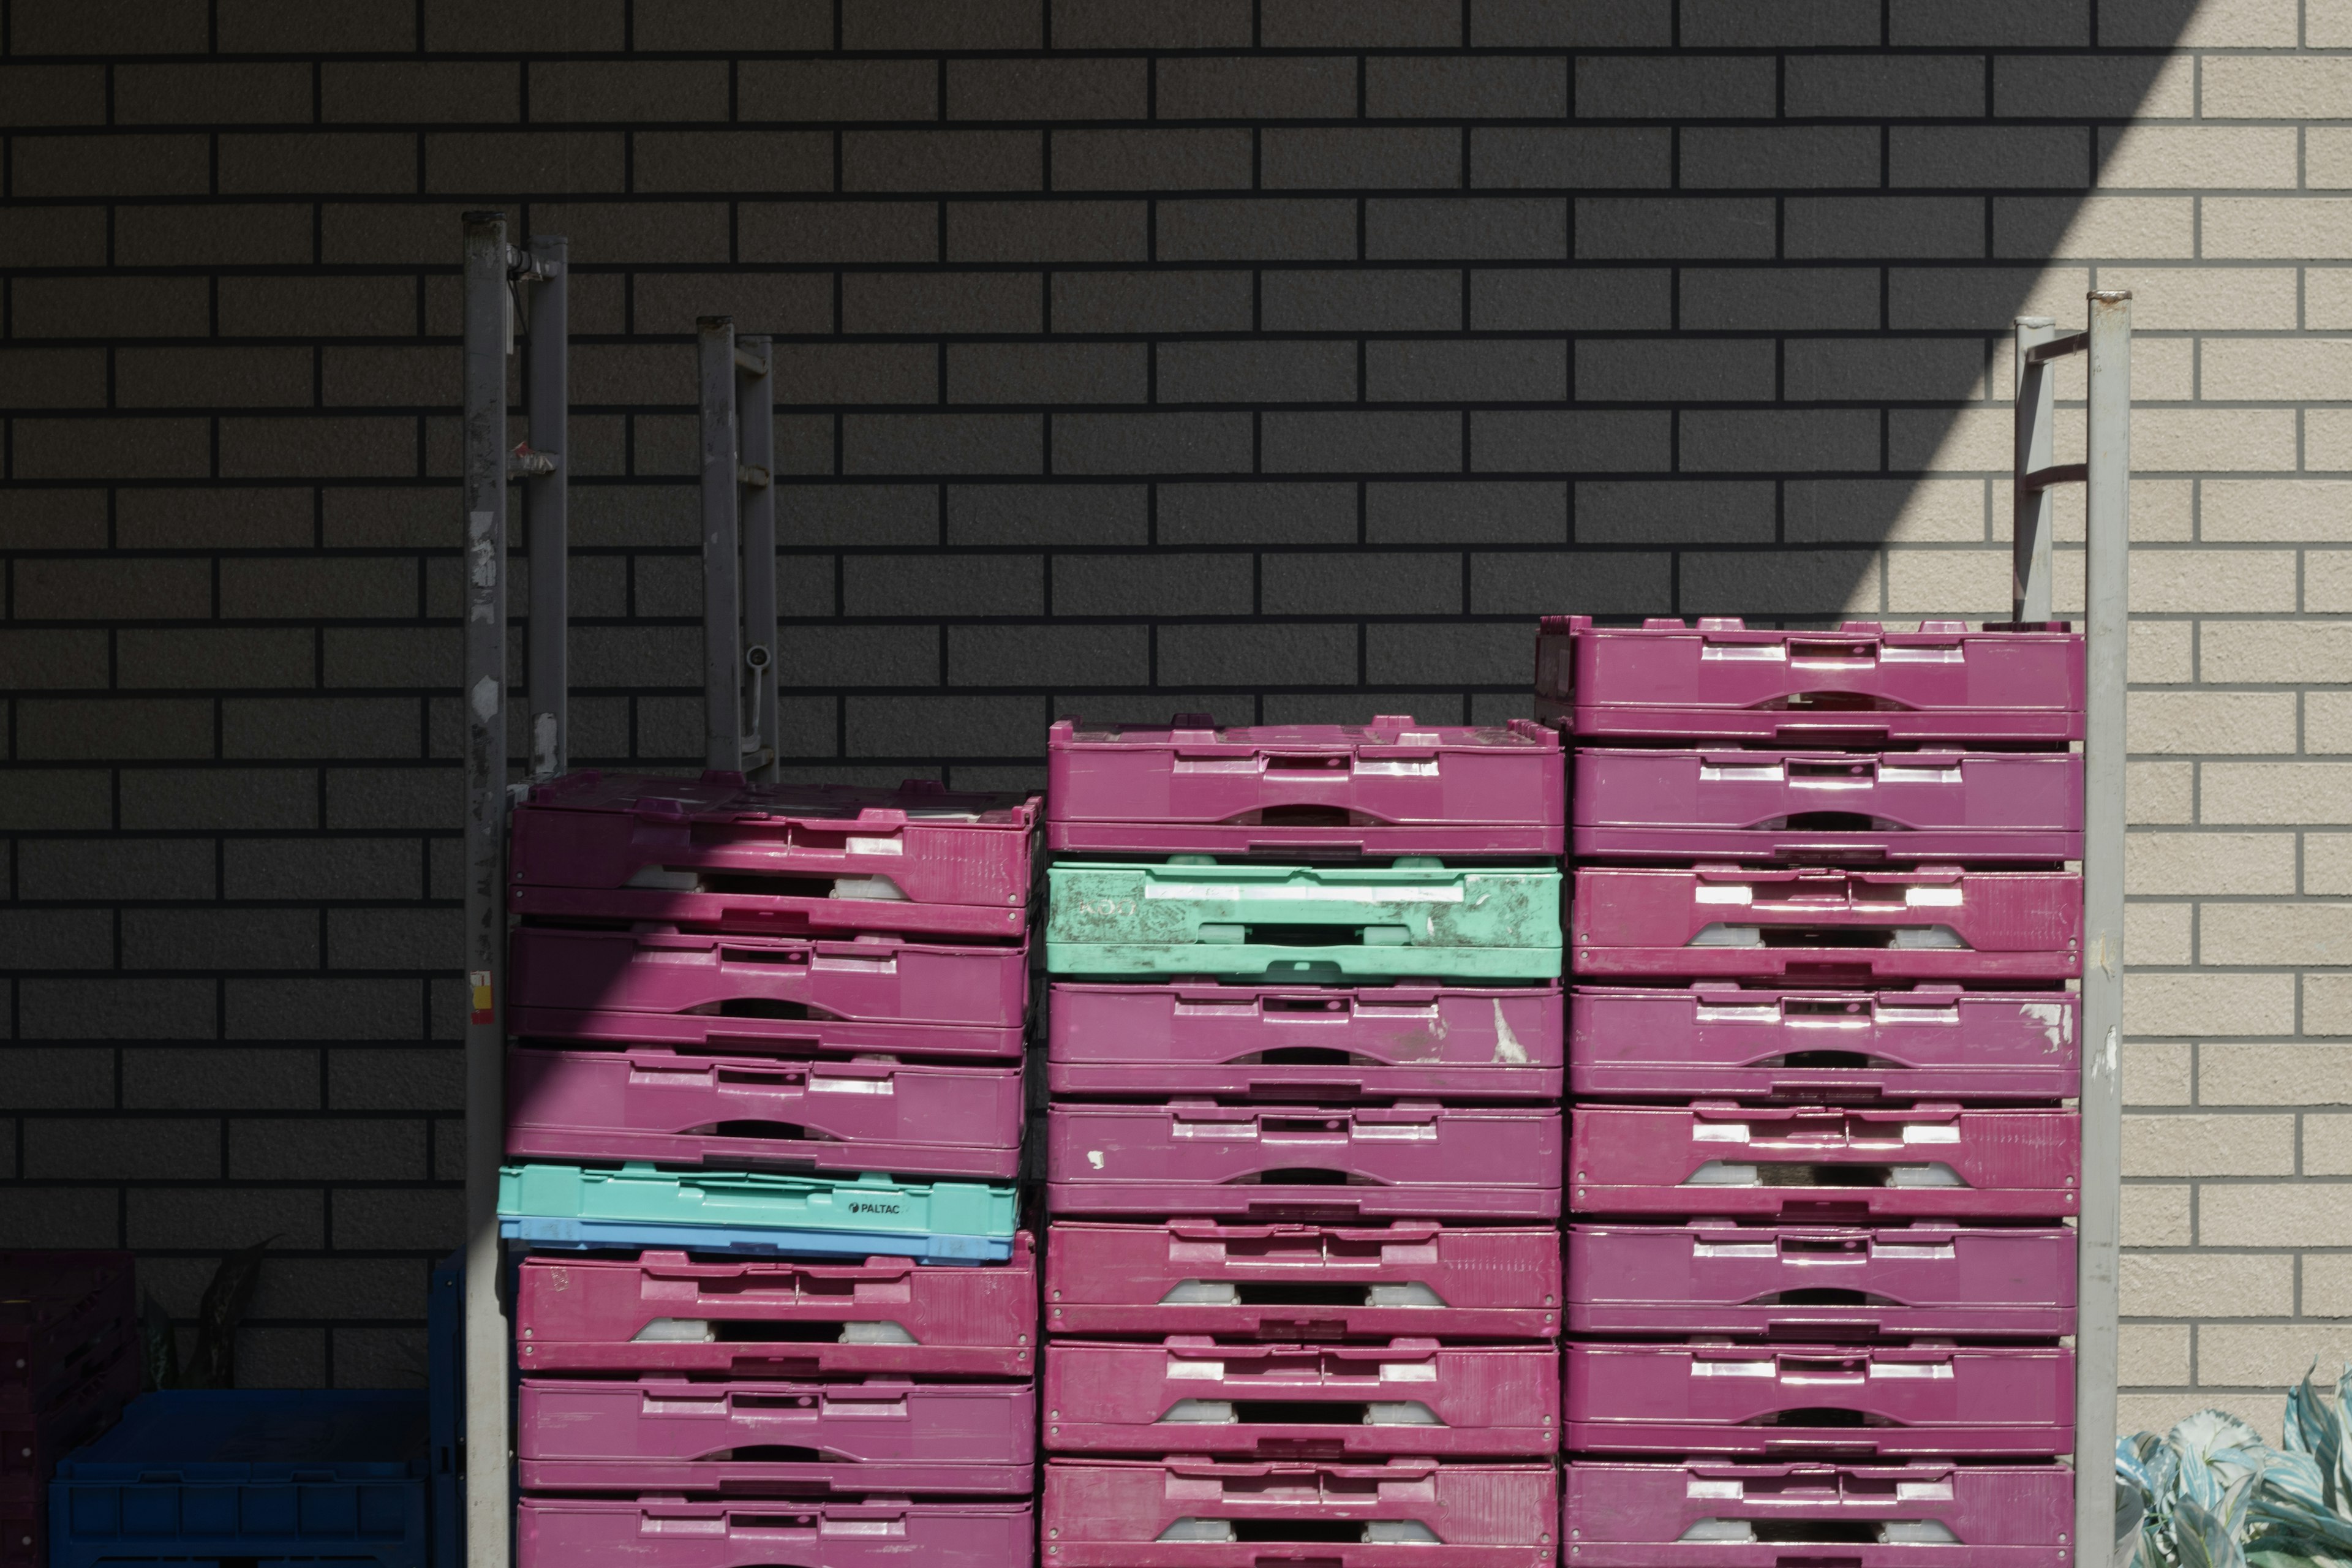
[
  {"left": 524, "top": 235, "right": 568, "bottom": 781},
  {"left": 2078, "top": 289, "right": 2132, "bottom": 1565},
  {"left": 2013, "top": 315, "right": 2058, "bottom": 624},
  {"left": 736, "top": 337, "right": 778, "bottom": 781},
  {"left": 698, "top": 317, "right": 742, "bottom": 774},
  {"left": 458, "top": 210, "right": 512, "bottom": 1568}
]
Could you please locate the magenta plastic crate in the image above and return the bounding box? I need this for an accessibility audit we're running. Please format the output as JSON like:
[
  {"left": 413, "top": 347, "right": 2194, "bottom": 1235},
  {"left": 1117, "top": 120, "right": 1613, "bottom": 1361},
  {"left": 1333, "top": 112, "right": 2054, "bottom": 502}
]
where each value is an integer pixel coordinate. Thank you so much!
[
  {"left": 1047, "top": 715, "right": 1563, "bottom": 857},
  {"left": 516, "top": 1376, "right": 1033, "bottom": 1494},
  {"left": 1047, "top": 1221, "right": 1561, "bottom": 1341},
  {"left": 508, "top": 924, "right": 1027, "bottom": 1060},
  {"left": 517, "top": 1496, "right": 1032, "bottom": 1568},
  {"left": 1047, "top": 1102, "right": 1561, "bottom": 1221},
  {"left": 1536, "top": 616, "right": 2086, "bottom": 744},
  {"left": 1572, "top": 865, "right": 2082, "bottom": 983},
  {"left": 1564, "top": 1341, "right": 2075, "bottom": 1458},
  {"left": 513, "top": 1234, "right": 1038, "bottom": 1379},
  {"left": 0, "top": 1348, "right": 134, "bottom": 1507},
  {"left": 0, "top": 1251, "right": 132, "bottom": 1416},
  {"left": 1563, "top": 1460, "right": 2075, "bottom": 1566},
  {"left": 1571, "top": 985, "right": 2079, "bottom": 1102},
  {"left": 508, "top": 771, "right": 1038, "bottom": 940},
  {"left": 1566, "top": 1222, "right": 2076, "bottom": 1337},
  {"left": 1045, "top": 1340, "right": 1559, "bottom": 1459},
  {"left": 1048, "top": 981, "right": 1563, "bottom": 1101},
  {"left": 505, "top": 1047, "right": 1022, "bottom": 1180},
  {"left": 1572, "top": 747, "right": 2083, "bottom": 864},
  {"left": 1572, "top": 1104, "right": 2079, "bottom": 1219},
  {"left": 1045, "top": 1457, "right": 1559, "bottom": 1567}
]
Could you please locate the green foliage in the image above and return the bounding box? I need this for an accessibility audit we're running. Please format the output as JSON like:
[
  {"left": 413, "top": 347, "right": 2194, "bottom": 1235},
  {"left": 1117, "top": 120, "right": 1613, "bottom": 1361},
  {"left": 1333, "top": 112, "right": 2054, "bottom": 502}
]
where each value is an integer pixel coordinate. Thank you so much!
[
  {"left": 135, "top": 1237, "right": 276, "bottom": 1392},
  {"left": 2119, "top": 1366, "right": 2352, "bottom": 1568}
]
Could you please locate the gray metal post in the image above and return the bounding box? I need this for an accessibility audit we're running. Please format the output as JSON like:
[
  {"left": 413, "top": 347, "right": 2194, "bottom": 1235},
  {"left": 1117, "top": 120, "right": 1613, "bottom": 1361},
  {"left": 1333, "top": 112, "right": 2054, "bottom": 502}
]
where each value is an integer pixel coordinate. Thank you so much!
[
  {"left": 736, "top": 336, "right": 778, "bottom": 781},
  {"left": 524, "top": 235, "right": 568, "bottom": 781},
  {"left": 458, "top": 210, "right": 513, "bottom": 1568},
  {"left": 2013, "top": 315, "right": 2058, "bottom": 624},
  {"left": 2078, "top": 289, "right": 2132, "bottom": 1563},
  {"left": 698, "top": 317, "right": 742, "bottom": 774}
]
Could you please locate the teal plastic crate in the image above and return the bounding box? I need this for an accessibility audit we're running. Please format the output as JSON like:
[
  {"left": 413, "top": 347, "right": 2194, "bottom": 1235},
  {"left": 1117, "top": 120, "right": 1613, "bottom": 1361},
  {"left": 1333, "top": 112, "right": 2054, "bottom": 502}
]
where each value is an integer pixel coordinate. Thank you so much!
[
  {"left": 1044, "top": 860, "right": 1563, "bottom": 980},
  {"left": 497, "top": 1164, "right": 1020, "bottom": 1264}
]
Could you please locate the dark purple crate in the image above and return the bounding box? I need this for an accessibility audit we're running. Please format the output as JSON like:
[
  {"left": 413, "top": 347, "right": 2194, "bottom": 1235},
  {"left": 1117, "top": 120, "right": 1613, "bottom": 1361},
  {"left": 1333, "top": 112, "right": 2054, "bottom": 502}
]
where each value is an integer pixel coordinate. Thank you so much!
[
  {"left": 1047, "top": 1220, "right": 1561, "bottom": 1341},
  {"left": 517, "top": 1496, "right": 1032, "bottom": 1568},
  {"left": 505, "top": 1046, "right": 1022, "bottom": 1180},
  {"left": 1537, "top": 616, "right": 2085, "bottom": 744},
  {"left": 1048, "top": 981, "right": 1562, "bottom": 1101},
  {"left": 1570, "top": 985, "right": 2079, "bottom": 1102},
  {"left": 1572, "top": 865, "right": 2083, "bottom": 984},
  {"left": 1046, "top": 715, "right": 1562, "bottom": 856},
  {"left": 1564, "top": 1341, "right": 2075, "bottom": 1458},
  {"left": 1572, "top": 746, "right": 2082, "bottom": 864},
  {"left": 0, "top": 1251, "right": 132, "bottom": 1417},
  {"left": 1564, "top": 1460, "right": 2075, "bottom": 1566},
  {"left": 1567, "top": 1221, "right": 2076, "bottom": 1336}
]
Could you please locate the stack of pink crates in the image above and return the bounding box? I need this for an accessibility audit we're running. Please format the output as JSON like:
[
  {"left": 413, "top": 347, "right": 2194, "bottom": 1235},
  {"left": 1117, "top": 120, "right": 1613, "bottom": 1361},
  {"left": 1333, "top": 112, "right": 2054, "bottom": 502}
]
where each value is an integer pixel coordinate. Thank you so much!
[
  {"left": 1546, "top": 617, "right": 2086, "bottom": 1564},
  {"left": 499, "top": 770, "right": 1042, "bottom": 1568},
  {"left": 1039, "top": 716, "right": 1567, "bottom": 1566},
  {"left": 2, "top": 1251, "right": 135, "bottom": 1568}
]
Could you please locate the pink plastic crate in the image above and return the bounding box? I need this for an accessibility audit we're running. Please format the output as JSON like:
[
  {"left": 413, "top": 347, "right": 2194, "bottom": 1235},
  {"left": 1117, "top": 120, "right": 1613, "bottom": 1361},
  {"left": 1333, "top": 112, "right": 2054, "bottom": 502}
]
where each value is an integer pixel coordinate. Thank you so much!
[
  {"left": 1571, "top": 985, "right": 2079, "bottom": 1102},
  {"left": 1564, "top": 1341, "right": 2075, "bottom": 1458},
  {"left": 505, "top": 1047, "right": 1022, "bottom": 1180},
  {"left": 1047, "top": 715, "right": 1563, "bottom": 856},
  {"left": 516, "top": 1376, "right": 1033, "bottom": 1494},
  {"left": 1572, "top": 1103, "right": 2079, "bottom": 1219},
  {"left": 1046, "top": 1221, "right": 1561, "bottom": 1341},
  {"left": 1572, "top": 865, "right": 2082, "bottom": 983},
  {"left": 1536, "top": 616, "right": 2086, "bottom": 743},
  {"left": 0, "top": 1251, "right": 132, "bottom": 1416},
  {"left": 1047, "top": 1102, "right": 1561, "bottom": 1221},
  {"left": 517, "top": 1496, "right": 1031, "bottom": 1568},
  {"left": 1567, "top": 1223, "right": 2076, "bottom": 1337},
  {"left": 1572, "top": 747, "right": 2082, "bottom": 864},
  {"left": 1563, "top": 1460, "right": 2075, "bottom": 1566},
  {"left": 508, "top": 771, "right": 1038, "bottom": 939},
  {"left": 513, "top": 1235, "right": 1038, "bottom": 1379},
  {"left": 0, "top": 1348, "right": 134, "bottom": 1507},
  {"left": 1045, "top": 1340, "right": 1558, "bottom": 1459},
  {"left": 1044, "top": 1457, "right": 1559, "bottom": 1567},
  {"left": 507, "top": 924, "right": 1027, "bottom": 1060},
  {"left": 1048, "top": 981, "right": 1562, "bottom": 1101}
]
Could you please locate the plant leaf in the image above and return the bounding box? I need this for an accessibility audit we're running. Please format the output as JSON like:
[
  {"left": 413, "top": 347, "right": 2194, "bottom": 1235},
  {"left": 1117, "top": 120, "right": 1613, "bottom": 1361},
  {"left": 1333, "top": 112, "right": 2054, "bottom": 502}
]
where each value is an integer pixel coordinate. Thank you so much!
[
  {"left": 184, "top": 1235, "right": 275, "bottom": 1390},
  {"left": 136, "top": 1289, "right": 179, "bottom": 1393}
]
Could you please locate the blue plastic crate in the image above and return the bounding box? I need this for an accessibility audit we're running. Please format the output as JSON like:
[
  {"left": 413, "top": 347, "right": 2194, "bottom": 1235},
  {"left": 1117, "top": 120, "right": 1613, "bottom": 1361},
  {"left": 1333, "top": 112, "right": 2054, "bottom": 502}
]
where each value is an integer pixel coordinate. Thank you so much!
[
  {"left": 49, "top": 1390, "right": 427, "bottom": 1568},
  {"left": 424, "top": 1258, "right": 459, "bottom": 1568}
]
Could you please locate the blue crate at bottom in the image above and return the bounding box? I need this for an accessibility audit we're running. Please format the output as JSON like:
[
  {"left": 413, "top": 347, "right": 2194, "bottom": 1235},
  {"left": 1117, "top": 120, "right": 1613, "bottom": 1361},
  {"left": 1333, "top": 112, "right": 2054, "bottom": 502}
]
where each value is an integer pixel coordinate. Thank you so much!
[{"left": 49, "top": 1391, "right": 427, "bottom": 1568}]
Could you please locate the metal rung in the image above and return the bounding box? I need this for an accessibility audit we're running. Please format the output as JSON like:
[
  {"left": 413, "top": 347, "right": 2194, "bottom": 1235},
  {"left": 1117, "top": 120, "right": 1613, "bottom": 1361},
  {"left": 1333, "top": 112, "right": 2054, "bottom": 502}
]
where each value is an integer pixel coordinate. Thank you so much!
[
  {"left": 737, "top": 464, "right": 771, "bottom": 489},
  {"left": 734, "top": 345, "right": 771, "bottom": 377},
  {"left": 2021, "top": 462, "right": 2088, "bottom": 492},
  {"left": 508, "top": 446, "right": 557, "bottom": 477},
  {"left": 2026, "top": 331, "right": 2089, "bottom": 364}
]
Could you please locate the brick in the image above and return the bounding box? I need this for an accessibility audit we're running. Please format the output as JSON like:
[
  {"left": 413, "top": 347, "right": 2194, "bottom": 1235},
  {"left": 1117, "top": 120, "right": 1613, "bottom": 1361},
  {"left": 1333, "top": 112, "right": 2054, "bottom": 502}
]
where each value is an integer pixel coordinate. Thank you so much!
[
  {"left": 2132, "top": 410, "right": 2298, "bottom": 477},
  {"left": 1159, "top": 58, "right": 1356, "bottom": 121},
  {"left": 227, "top": 840, "right": 420, "bottom": 902},
  {"left": 0, "top": 206, "right": 105, "bottom": 269},
  {"left": 118, "top": 348, "right": 311, "bottom": 411},
  {"left": 2198, "top": 199, "right": 2352, "bottom": 262},
  {"left": 2129, "top": 685, "right": 2292, "bottom": 756},
  {"left": 421, "top": 0, "right": 625, "bottom": 48},
  {"left": 2203, "top": 339, "right": 2352, "bottom": 404},
  {"left": 1158, "top": 341, "right": 1357, "bottom": 404},
  {"left": 1053, "top": 553, "right": 1254, "bottom": 614},
  {"left": 845, "top": 131, "right": 1043, "bottom": 193},
  {"left": 13, "top": 276, "right": 211, "bottom": 339},
  {"left": 947, "top": 625, "right": 1149, "bottom": 687},
  {"left": 2118, "top": 1324, "right": 2193, "bottom": 1387},
  {"left": 773, "top": 486, "right": 932, "bottom": 549},
  {"left": 633, "top": 274, "right": 831, "bottom": 337},
  {"left": 2203, "top": 622, "right": 2352, "bottom": 685},
  {"left": 0, "top": 770, "right": 111, "bottom": 831},
  {"left": 2, "top": 1048, "right": 116, "bottom": 1111},
  {"left": 1156, "top": 624, "right": 1360, "bottom": 687},
  {"left": 1265, "top": 552, "right": 1462, "bottom": 616},
  {"left": 949, "top": 58, "right": 1145, "bottom": 122},
  {"left": 222, "top": 1120, "right": 426, "bottom": 1183},
  {"left": 1055, "top": 412, "right": 1254, "bottom": 475},
  {"left": 14, "top": 559, "right": 209, "bottom": 622},
  {"left": 1467, "top": 548, "right": 1671, "bottom": 614},
  {"left": 768, "top": 345, "right": 936, "bottom": 406},
  {"left": 840, "top": 0, "right": 1038, "bottom": 47},
  {"left": 13, "top": 418, "right": 214, "bottom": 481},
  {"left": 115, "top": 62, "right": 311, "bottom": 125},
  {"left": 22, "top": 837, "right": 214, "bottom": 901},
  {"left": 2130, "top": 900, "right": 2194, "bottom": 967},
  {"left": 2313, "top": 415, "right": 2352, "bottom": 480},
  {"left": 1471, "top": 0, "right": 1668, "bottom": 45},
  {"left": 12, "top": 133, "right": 208, "bottom": 198},
  {"left": 219, "top": 132, "right": 416, "bottom": 196},
  {"left": 327, "top": 909, "right": 458, "bottom": 971},
  {"left": 1890, "top": 127, "right": 2088, "bottom": 190},
  {"left": 1264, "top": 129, "right": 1459, "bottom": 192},
  {"left": 221, "top": 555, "right": 415, "bottom": 624},
  {"left": 1, "top": 63, "right": 101, "bottom": 126},
  {"left": 0, "top": 347, "right": 104, "bottom": 410},
  {"left": 0, "top": 492, "right": 101, "bottom": 552},
  {"left": 2316, "top": 0, "right": 2352, "bottom": 43},
  {"left": 1785, "top": 56, "right": 1985, "bottom": 120},
  {"left": 224, "top": 979, "right": 419, "bottom": 1041},
  {"left": 220, "top": 417, "right": 418, "bottom": 480},
  {"left": 1578, "top": 198, "right": 1774, "bottom": 260},
  {"left": 2109, "top": 0, "right": 2296, "bottom": 43},
  {"left": 23, "top": 1119, "right": 219, "bottom": 1181},
  {"left": 326, "top": 1189, "right": 461, "bottom": 1252},
  {"left": 1472, "top": 268, "right": 1668, "bottom": 332},
  {"left": 1576, "top": 56, "right": 1774, "bottom": 121},
  {"left": 1366, "top": 56, "right": 1566, "bottom": 120},
  {"left": 1997, "top": 55, "right": 2192, "bottom": 120},
  {"left": 1578, "top": 480, "right": 1774, "bottom": 546},
  {"left": 1368, "top": 198, "right": 1569, "bottom": 260},
  {"left": 2312, "top": 132, "right": 2352, "bottom": 193},
  {"left": 1473, "top": 410, "right": 1670, "bottom": 473},
  {"left": 2204, "top": 903, "right": 2352, "bottom": 968},
  {"left": 421, "top": 130, "right": 622, "bottom": 194},
  {"left": 322, "top": 628, "right": 454, "bottom": 690},
  {"left": 323, "top": 62, "right": 518, "bottom": 124},
  {"left": 2122, "top": 1186, "right": 2193, "bottom": 1251},
  {"left": 526, "top": 60, "right": 726, "bottom": 123},
  {"left": 220, "top": 0, "right": 412, "bottom": 47},
  {"left": 1157, "top": 483, "right": 1358, "bottom": 545},
  {"left": 1683, "top": 550, "right": 1882, "bottom": 616},
  {"left": 1063, "top": 270, "right": 1261, "bottom": 334},
  {"left": 222, "top": 276, "right": 415, "bottom": 339},
  {"left": 565, "top": 625, "right": 698, "bottom": 687},
  {"left": 123, "top": 631, "right": 317, "bottom": 693},
  {"left": 2122, "top": 1114, "right": 2296, "bottom": 1177},
  {"left": 946, "top": 201, "right": 1145, "bottom": 263},
  {"left": 2091, "top": 268, "right": 2297, "bottom": 334},
  {"left": 1057, "top": 129, "right": 1250, "bottom": 191},
  {"left": 1683, "top": 129, "right": 1880, "bottom": 191},
  {"left": 118, "top": 202, "right": 314, "bottom": 267},
  {"left": 1368, "top": 480, "right": 1565, "bottom": 545},
  {"left": 1264, "top": 411, "right": 1460, "bottom": 475},
  {"left": 1681, "top": 0, "right": 1877, "bottom": 44},
  {"left": 2095, "top": 126, "right": 2297, "bottom": 194},
  {"left": 634, "top": 132, "right": 831, "bottom": 195},
  {"left": 946, "top": 484, "right": 1145, "bottom": 546},
  {"left": 10, "top": 0, "right": 208, "bottom": 51},
  {"left": 225, "top": 697, "right": 432, "bottom": 760},
  {"left": 1258, "top": 271, "right": 1451, "bottom": 333},
  {"left": 2124, "top": 970, "right": 2297, "bottom": 1037},
  {"left": 1368, "top": 340, "right": 1564, "bottom": 403},
  {"left": 838, "top": 413, "right": 1040, "bottom": 475},
  {"left": 1155, "top": 199, "right": 1354, "bottom": 263},
  {"left": 2301, "top": 1254, "right": 2352, "bottom": 1318},
  {"left": 1682, "top": 412, "right": 1882, "bottom": 474},
  {"left": 2197, "top": 1325, "right": 2352, "bottom": 1389},
  {"left": 948, "top": 343, "right": 1145, "bottom": 404},
  {"left": 1262, "top": 0, "right": 1457, "bottom": 45},
  {"left": 1578, "top": 340, "right": 1775, "bottom": 404},
  {"left": 1052, "top": 0, "right": 1248, "bottom": 44},
  {"left": 843, "top": 273, "right": 1039, "bottom": 336},
  {"left": 0, "top": 908, "right": 111, "bottom": 971},
  {"left": 323, "top": 769, "right": 459, "bottom": 831},
  {"left": 1362, "top": 623, "right": 1526, "bottom": 687},
  {"left": 1679, "top": 269, "right": 1876, "bottom": 333},
  {"left": 20, "top": 979, "right": 216, "bottom": 1040},
  {"left": 2201, "top": 58, "right": 2352, "bottom": 122},
  {"left": 1791, "top": 339, "right": 1987, "bottom": 404},
  {"left": 1470, "top": 129, "right": 1667, "bottom": 193},
  {"left": 843, "top": 695, "right": 1044, "bottom": 758},
  {"left": 739, "top": 60, "right": 935, "bottom": 123},
  {"left": 2125, "top": 550, "right": 2299, "bottom": 617},
  {"left": 119, "top": 909, "right": 318, "bottom": 972},
  {"left": 1890, "top": 0, "right": 2084, "bottom": 43},
  {"left": 839, "top": 554, "right": 1042, "bottom": 619},
  {"left": 1786, "top": 197, "right": 1988, "bottom": 261},
  {"left": 2313, "top": 974, "right": 2352, "bottom": 1036},
  {"left": 2310, "top": 835, "right": 2352, "bottom": 897},
  {"left": 624, "top": 0, "right": 821, "bottom": 45}
]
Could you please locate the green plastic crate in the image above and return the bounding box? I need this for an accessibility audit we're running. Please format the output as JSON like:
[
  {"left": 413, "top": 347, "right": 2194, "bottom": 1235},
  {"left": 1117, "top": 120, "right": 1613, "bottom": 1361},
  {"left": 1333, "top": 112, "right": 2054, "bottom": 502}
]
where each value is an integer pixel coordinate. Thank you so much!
[{"left": 1044, "top": 860, "right": 1563, "bottom": 980}]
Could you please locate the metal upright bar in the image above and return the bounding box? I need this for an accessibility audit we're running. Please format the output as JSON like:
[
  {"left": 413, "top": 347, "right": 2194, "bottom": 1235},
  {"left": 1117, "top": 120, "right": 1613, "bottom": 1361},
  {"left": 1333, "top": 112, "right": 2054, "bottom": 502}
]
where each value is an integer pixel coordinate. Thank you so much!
[
  {"left": 458, "top": 209, "right": 514, "bottom": 1568},
  {"left": 2077, "top": 289, "right": 2132, "bottom": 1563},
  {"left": 524, "top": 235, "right": 569, "bottom": 781},
  {"left": 698, "top": 316, "right": 742, "bottom": 774},
  {"left": 736, "top": 336, "right": 778, "bottom": 780},
  {"left": 2013, "top": 315, "right": 2058, "bottom": 625}
]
